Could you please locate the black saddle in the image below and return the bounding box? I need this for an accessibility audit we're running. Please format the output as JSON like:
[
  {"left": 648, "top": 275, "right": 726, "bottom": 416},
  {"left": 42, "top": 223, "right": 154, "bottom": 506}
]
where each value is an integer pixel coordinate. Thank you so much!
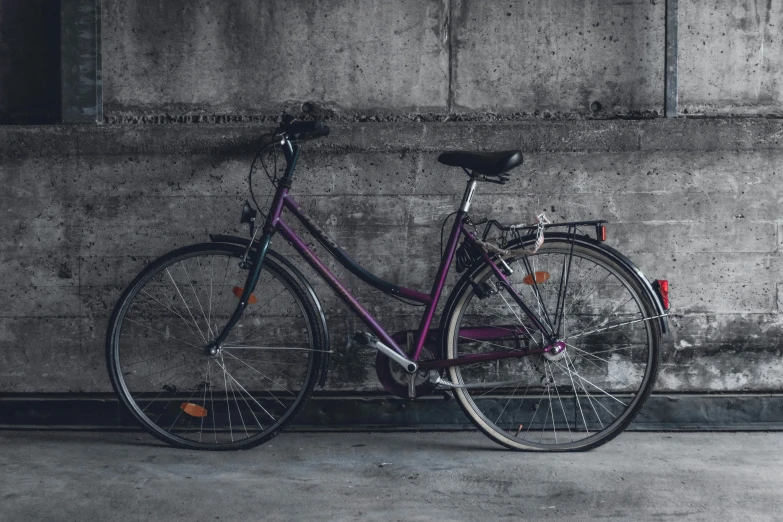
[{"left": 437, "top": 150, "right": 523, "bottom": 178}]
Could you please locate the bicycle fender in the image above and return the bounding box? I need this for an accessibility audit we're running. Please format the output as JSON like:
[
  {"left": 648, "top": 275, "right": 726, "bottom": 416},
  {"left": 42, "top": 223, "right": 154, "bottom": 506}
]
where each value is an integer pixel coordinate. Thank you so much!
[
  {"left": 440, "top": 232, "right": 668, "bottom": 343},
  {"left": 210, "top": 234, "right": 332, "bottom": 387},
  {"left": 514, "top": 232, "right": 668, "bottom": 334}
]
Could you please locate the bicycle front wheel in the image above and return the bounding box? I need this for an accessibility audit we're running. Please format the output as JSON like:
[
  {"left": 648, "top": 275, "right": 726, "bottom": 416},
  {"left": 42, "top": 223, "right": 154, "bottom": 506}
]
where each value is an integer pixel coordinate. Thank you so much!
[
  {"left": 443, "top": 238, "right": 661, "bottom": 451},
  {"left": 106, "top": 243, "right": 323, "bottom": 450}
]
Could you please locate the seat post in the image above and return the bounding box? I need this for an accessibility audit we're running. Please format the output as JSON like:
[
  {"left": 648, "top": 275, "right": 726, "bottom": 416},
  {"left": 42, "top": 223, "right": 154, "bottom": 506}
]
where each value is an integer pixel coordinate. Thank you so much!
[{"left": 460, "top": 178, "right": 478, "bottom": 212}]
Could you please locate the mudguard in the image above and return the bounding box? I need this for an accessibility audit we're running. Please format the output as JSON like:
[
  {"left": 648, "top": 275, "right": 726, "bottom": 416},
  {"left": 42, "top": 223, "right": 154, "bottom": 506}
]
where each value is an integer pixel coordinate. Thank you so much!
[
  {"left": 209, "top": 234, "right": 331, "bottom": 387},
  {"left": 438, "top": 232, "right": 668, "bottom": 355}
]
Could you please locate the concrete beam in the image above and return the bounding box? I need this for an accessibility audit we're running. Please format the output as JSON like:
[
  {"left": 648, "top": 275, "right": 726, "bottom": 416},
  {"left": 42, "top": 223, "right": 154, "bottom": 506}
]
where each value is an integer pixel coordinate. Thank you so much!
[{"left": 102, "top": 0, "right": 449, "bottom": 119}]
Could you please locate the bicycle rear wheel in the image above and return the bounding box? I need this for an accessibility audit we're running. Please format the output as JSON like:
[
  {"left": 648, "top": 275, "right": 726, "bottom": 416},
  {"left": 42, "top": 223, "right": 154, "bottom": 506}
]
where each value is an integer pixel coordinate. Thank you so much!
[
  {"left": 443, "top": 237, "right": 660, "bottom": 451},
  {"left": 106, "top": 243, "right": 323, "bottom": 450}
]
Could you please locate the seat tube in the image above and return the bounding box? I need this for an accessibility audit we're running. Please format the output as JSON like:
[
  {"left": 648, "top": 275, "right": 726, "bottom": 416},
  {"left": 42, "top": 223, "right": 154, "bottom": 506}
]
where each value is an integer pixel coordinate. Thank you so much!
[{"left": 412, "top": 180, "right": 477, "bottom": 360}]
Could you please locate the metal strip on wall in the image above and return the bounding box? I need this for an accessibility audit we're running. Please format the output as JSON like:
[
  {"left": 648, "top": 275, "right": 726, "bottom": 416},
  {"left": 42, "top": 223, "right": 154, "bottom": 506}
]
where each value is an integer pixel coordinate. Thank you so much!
[
  {"left": 61, "top": 0, "right": 102, "bottom": 123},
  {"left": 664, "top": 0, "right": 678, "bottom": 118}
]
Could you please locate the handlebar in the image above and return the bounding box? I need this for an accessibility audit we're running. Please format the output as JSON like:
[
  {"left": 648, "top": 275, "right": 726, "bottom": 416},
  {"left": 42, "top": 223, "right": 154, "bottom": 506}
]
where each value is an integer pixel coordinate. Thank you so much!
[{"left": 278, "top": 119, "right": 330, "bottom": 141}]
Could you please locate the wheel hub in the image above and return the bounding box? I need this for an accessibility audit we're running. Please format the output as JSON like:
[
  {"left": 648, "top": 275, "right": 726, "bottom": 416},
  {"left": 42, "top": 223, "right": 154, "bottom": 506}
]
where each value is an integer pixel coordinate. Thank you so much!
[{"left": 544, "top": 340, "right": 567, "bottom": 362}]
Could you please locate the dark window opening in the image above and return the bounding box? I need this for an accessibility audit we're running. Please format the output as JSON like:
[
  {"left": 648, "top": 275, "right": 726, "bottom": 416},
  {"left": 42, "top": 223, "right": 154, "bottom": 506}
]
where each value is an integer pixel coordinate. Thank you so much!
[{"left": 0, "top": 0, "right": 61, "bottom": 124}]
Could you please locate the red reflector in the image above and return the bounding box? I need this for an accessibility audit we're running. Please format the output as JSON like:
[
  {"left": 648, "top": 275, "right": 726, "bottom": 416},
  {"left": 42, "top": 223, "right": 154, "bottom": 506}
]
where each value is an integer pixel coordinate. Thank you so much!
[
  {"left": 597, "top": 225, "right": 607, "bottom": 242},
  {"left": 232, "top": 286, "right": 258, "bottom": 304},
  {"left": 655, "top": 279, "right": 670, "bottom": 310},
  {"left": 180, "top": 402, "right": 207, "bottom": 417},
  {"left": 522, "top": 271, "right": 551, "bottom": 285}
]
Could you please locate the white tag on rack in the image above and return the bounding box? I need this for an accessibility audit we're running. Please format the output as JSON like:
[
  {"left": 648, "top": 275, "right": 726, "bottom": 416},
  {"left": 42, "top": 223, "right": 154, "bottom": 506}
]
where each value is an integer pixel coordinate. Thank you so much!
[{"left": 532, "top": 213, "right": 550, "bottom": 252}]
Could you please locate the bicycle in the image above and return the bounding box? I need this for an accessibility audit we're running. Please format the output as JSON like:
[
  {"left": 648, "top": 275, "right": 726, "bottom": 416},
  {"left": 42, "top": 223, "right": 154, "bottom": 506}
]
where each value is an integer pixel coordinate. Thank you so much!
[{"left": 106, "top": 118, "right": 670, "bottom": 451}]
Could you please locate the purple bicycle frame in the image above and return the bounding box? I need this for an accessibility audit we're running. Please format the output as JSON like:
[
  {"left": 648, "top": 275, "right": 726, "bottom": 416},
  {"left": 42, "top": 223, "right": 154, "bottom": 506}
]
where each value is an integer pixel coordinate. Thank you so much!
[{"left": 258, "top": 184, "right": 557, "bottom": 371}]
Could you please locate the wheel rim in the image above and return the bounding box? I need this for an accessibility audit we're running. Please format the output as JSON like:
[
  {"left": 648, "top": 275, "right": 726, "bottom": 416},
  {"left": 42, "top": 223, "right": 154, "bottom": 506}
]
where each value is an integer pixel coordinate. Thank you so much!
[
  {"left": 448, "top": 243, "right": 656, "bottom": 450},
  {"left": 111, "top": 247, "right": 317, "bottom": 448}
]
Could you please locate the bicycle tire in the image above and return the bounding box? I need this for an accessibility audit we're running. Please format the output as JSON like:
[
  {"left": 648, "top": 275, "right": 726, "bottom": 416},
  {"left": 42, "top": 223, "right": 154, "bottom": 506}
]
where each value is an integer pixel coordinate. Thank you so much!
[
  {"left": 442, "top": 236, "right": 660, "bottom": 451},
  {"left": 106, "top": 242, "right": 324, "bottom": 450}
]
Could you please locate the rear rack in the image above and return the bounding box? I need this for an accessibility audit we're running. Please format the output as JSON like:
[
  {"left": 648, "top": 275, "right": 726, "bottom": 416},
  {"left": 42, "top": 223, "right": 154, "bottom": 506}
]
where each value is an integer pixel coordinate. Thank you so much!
[{"left": 476, "top": 218, "right": 609, "bottom": 245}]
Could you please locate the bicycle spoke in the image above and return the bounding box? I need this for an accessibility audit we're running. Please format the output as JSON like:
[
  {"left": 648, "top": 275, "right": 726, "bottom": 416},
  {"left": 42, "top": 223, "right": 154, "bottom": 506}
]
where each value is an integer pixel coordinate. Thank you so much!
[
  {"left": 550, "top": 362, "right": 574, "bottom": 442},
  {"left": 565, "top": 313, "right": 666, "bottom": 341},
  {"left": 219, "top": 354, "right": 234, "bottom": 442},
  {"left": 140, "top": 288, "right": 205, "bottom": 343},
  {"left": 213, "top": 358, "right": 277, "bottom": 422},
  {"left": 166, "top": 268, "right": 208, "bottom": 344},
  {"left": 223, "top": 350, "right": 295, "bottom": 401},
  {"left": 497, "top": 291, "right": 541, "bottom": 347}
]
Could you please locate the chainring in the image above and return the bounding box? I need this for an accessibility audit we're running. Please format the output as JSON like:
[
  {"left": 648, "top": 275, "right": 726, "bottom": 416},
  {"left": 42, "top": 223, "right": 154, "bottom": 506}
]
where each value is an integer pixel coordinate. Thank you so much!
[{"left": 375, "top": 341, "right": 440, "bottom": 399}]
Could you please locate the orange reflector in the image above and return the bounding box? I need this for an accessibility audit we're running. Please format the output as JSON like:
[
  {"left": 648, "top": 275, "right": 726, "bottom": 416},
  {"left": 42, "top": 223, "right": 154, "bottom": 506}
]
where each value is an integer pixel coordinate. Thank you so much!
[
  {"left": 232, "top": 286, "right": 257, "bottom": 304},
  {"left": 598, "top": 225, "right": 607, "bottom": 242},
  {"left": 522, "top": 272, "right": 550, "bottom": 285},
  {"left": 180, "top": 402, "right": 207, "bottom": 417}
]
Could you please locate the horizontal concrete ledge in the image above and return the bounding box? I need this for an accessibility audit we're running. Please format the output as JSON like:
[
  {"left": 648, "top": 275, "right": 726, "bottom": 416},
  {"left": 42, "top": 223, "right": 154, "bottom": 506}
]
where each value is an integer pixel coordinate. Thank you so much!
[
  {"left": 1, "top": 393, "right": 782, "bottom": 431},
  {"left": 2, "top": 119, "right": 783, "bottom": 159}
]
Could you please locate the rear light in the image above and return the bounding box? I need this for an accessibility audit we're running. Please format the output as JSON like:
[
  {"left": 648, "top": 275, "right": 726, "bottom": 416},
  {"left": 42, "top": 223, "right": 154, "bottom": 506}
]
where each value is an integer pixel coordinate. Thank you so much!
[
  {"left": 597, "top": 225, "right": 607, "bottom": 241},
  {"left": 653, "top": 279, "right": 669, "bottom": 310}
]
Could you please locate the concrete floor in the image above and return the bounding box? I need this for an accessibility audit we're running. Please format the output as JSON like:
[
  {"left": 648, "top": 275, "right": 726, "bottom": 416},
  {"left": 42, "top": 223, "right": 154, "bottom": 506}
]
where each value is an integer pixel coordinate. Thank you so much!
[{"left": 0, "top": 430, "right": 780, "bottom": 521}]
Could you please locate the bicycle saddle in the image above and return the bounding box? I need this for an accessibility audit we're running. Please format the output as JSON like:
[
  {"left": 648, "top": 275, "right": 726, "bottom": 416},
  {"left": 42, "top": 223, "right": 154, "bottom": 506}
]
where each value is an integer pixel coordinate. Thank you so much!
[{"left": 437, "top": 150, "right": 523, "bottom": 177}]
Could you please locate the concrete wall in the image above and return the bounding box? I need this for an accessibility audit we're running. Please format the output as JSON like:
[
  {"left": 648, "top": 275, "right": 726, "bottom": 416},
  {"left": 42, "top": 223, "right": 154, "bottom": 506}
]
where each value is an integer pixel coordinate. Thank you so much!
[
  {"left": 3, "top": 0, "right": 783, "bottom": 396},
  {"left": 102, "top": 0, "right": 783, "bottom": 120},
  {"left": 680, "top": 0, "right": 783, "bottom": 115},
  {"left": 102, "top": 0, "right": 666, "bottom": 119},
  {"left": 3, "top": 120, "right": 783, "bottom": 394},
  {"left": 102, "top": 0, "right": 450, "bottom": 119}
]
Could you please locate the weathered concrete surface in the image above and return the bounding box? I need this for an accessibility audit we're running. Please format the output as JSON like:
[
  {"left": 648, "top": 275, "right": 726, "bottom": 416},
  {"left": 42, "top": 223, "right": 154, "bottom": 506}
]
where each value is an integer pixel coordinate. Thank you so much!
[
  {"left": 102, "top": 0, "right": 450, "bottom": 118},
  {"left": 101, "top": 0, "right": 667, "bottom": 119},
  {"left": 5, "top": 0, "right": 783, "bottom": 121},
  {"left": 1, "top": 430, "right": 781, "bottom": 521},
  {"left": 680, "top": 0, "right": 783, "bottom": 115},
  {"left": 2, "top": 119, "right": 783, "bottom": 395},
  {"left": 452, "top": 0, "right": 664, "bottom": 115},
  {"left": 99, "top": 0, "right": 783, "bottom": 119}
]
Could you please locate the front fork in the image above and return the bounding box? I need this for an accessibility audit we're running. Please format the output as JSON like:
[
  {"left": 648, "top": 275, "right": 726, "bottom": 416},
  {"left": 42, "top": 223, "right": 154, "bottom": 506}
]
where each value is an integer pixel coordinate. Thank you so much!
[
  {"left": 208, "top": 139, "right": 298, "bottom": 354},
  {"left": 207, "top": 230, "right": 274, "bottom": 354}
]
